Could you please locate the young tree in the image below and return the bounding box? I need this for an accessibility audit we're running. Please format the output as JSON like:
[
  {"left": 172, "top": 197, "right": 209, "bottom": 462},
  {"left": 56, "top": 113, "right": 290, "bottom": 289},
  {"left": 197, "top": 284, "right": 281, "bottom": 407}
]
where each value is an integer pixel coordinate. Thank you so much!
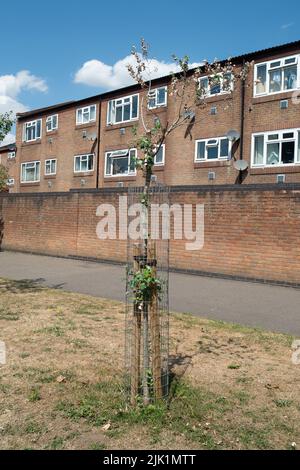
[
  {"left": 0, "top": 112, "right": 14, "bottom": 192},
  {"left": 126, "top": 40, "right": 251, "bottom": 405}
]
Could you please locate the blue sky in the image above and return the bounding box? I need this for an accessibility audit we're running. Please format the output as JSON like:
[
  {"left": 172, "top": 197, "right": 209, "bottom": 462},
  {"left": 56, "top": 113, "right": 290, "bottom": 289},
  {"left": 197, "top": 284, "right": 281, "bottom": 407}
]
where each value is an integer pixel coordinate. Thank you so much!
[{"left": 0, "top": 0, "right": 299, "bottom": 143}]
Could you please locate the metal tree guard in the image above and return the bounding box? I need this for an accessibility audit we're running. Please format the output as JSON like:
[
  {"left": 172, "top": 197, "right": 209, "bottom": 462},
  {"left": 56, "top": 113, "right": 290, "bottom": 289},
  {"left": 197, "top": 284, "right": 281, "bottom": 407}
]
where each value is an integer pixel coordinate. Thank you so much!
[{"left": 125, "top": 184, "right": 170, "bottom": 405}]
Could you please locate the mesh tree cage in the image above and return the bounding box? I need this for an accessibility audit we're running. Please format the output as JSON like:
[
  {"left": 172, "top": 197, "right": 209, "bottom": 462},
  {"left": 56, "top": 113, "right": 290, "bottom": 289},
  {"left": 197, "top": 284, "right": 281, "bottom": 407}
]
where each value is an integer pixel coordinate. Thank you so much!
[{"left": 125, "top": 184, "right": 170, "bottom": 405}]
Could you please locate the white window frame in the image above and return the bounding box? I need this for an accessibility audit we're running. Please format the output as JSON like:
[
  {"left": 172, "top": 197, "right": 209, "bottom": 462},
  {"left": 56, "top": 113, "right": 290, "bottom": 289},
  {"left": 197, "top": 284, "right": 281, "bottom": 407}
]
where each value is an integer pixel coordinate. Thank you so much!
[
  {"left": 104, "top": 148, "right": 137, "bottom": 177},
  {"left": 45, "top": 158, "right": 57, "bottom": 176},
  {"left": 23, "top": 119, "right": 42, "bottom": 142},
  {"left": 46, "top": 114, "right": 58, "bottom": 132},
  {"left": 74, "top": 154, "right": 94, "bottom": 173},
  {"left": 195, "top": 137, "right": 231, "bottom": 162},
  {"left": 154, "top": 144, "right": 165, "bottom": 166},
  {"left": 148, "top": 86, "right": 167, "bottom": 109},
  {"left": 7, "top": 151, "right": 16, "bottom": 159},
  {"left": 254, "top": 55, "right": 300, "bottom": 97},
  {"left": 76, "top": 105, "right": 97, "bottom": 125},
  {"left": 251, "top": 128, "right": 300, "bottom": 168},
  {"left": 199, "top": 73, "right": 233, "bottom": 97},
  {"left": 107, "top": 94, "right": 139, "bottom": 125},
  {"left": 21, "top": 161, "right": 41, "bottom": 183}
]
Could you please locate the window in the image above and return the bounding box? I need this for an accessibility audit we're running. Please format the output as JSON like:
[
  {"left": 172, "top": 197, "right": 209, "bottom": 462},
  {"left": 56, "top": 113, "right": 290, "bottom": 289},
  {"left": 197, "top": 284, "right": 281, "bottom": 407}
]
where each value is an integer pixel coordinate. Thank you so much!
[
  {"left": 254, "top": 56, "right": 299, "bottom": 96},
  {"left": 76, "top": 105, "right": 96, "bottom": 125},
  {"left": 45, "top": 159, "right": 57, "bottom": 175},
  {"left": 199, "top": 73, "right": 233, "bottom": 97},
  {"left": 21, "top": 161, "right": 40, "bottom": 182},
  {"left": 46, "top": 114, "right": 58, "bottom": 132},
  {"left": 23, "top": 120, "right": 42, "bottom": 142},
  {"left": 74, "top": 154, "right": 94, "bottom": 173},
  {"left": 7, "top": 152, "right": 16, "bottom": 159},
  {"left": 7, "top": 178, "right": 14, "bottom": 186},
  {"left": 154, "top": 144, "right": 165, "bottom": 165},
  {"left": 105, "top": 148, "right": 136, "bottom": 176},
  {"left": 107, "top": 95, "right": 139, "bottom": 124},
  {"left": 195, "top": 137, "right": 230, "bottom": 161},
  {"left": 252, "top": 129, "right": 300, "bottom": 167},
  {"left": 148, "top": 87, "right": 167, "bottom": 109}
]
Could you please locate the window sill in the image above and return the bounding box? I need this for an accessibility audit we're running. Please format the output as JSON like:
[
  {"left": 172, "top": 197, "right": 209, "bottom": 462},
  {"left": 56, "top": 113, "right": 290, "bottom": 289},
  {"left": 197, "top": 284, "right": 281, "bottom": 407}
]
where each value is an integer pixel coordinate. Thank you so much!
[
  {"left": 200, "top": 93, "right": 233, "bottom": 104},
  {"left": 46, "top": 129, "right": 58, "bottom": 136},
  {"left": 75, "top": 121, "right": 97, "bottom": 130},
  {"left": 104, "top": 175, "right": 136, "bottom": 182},
  {"left": 20, "top": 182, "right": 40, "bottom": 187},
  {"left": 21, "top": 140, "right": 42, "bottom": 147},
  {"left": 75, "top": 122, "right": 97, "bottom": 130},
  {"left": 73, "top": 172, "right": 95, "bottom": 177},
  {"left": 252, "top": 90, "right": 297, "bottom": 104},
  {"left": 146, "top": 106, "right": 167, "bottom": 116},
  {"left": 105, "top": 120, "right": 138, "bottom": 131},
  {"left": 250, "top": 166, "right": 300, "bottom": 175},
  {"left": 44, "top": 174, "right": 57, "bottom": 179},
  {"left": 194, "top": 160, "right": 231, "bottom": 169}
]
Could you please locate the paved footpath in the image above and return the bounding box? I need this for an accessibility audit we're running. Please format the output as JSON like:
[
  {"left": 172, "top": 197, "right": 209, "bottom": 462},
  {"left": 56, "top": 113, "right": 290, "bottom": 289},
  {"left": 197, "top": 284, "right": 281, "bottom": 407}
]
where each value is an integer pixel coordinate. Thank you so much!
[{"left": 0, "top": 251, "right": 299, "bottom": 335}]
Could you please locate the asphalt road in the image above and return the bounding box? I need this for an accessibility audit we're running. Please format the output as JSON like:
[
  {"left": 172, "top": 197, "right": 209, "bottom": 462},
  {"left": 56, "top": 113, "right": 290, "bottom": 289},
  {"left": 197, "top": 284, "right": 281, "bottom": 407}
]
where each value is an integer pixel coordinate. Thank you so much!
[{"left": 0, "top": 251, "right": 299, "bottom": 335}]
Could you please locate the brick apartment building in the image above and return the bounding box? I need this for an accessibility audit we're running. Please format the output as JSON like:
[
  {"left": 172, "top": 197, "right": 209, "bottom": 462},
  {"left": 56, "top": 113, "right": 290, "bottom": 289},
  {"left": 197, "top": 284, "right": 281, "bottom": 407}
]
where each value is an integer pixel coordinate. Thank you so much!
[
  {"left": 5, "top": 39, "right": 300, "bottom": 192},
  {"left": 0, "top": 144, "right": 17, "bottom": 190}
]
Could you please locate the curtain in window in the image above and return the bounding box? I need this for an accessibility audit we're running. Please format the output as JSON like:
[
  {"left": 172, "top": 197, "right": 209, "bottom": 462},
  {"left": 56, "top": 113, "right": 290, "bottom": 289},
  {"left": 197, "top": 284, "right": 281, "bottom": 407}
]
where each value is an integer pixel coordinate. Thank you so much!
[
  {"left": 267, "top": 143, "right": 280, "bottom": 165},
  {"left": 284, "top": 66, "right": 297, "bottom": 90},
  {"left": 197, "top": 141, "right": 205, "bottom": 160},
  {"left": 269, "top": 70, "right": 282, "bottom": 93},
  {"left": 254, "top": 136, "right": 264, "bottom": 165},
  {"left": 256, "top": 64, "right": 267, "bottom": 94}
]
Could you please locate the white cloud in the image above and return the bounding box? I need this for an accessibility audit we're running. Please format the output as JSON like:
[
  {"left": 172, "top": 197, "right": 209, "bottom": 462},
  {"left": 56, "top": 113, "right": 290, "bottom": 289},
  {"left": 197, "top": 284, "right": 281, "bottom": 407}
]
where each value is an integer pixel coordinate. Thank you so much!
[
  {"left": 281, "top": 22, "right": 294, "bottom": 29},
  {"left": 74, "top": 54, "right": 203, "bottom": 90},
  {"left": 0, "top": 70, "right": 48, "bottom": 146},
  {"left": 0, "top": 132, "right": 15, "bottom": 146}
]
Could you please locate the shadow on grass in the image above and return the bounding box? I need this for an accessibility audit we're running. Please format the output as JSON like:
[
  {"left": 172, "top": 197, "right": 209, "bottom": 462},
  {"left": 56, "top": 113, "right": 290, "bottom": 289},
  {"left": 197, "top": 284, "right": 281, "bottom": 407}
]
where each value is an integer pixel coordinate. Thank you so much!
[
  {"left": 0, "top": 278, "right": 67, "bottom": 293},
  {"left": 0, "top": 278, "right": 46, "bottom": 293},
  {"left": 168, "top": 351, "right": 194, "bottom": 403}
]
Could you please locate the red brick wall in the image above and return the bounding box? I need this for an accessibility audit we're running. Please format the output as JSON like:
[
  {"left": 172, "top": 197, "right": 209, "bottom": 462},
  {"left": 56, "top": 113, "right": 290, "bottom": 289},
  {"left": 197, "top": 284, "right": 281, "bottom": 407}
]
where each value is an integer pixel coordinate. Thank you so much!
[{"left": 1, "top": 185, "right": 300, "bottom": 284}]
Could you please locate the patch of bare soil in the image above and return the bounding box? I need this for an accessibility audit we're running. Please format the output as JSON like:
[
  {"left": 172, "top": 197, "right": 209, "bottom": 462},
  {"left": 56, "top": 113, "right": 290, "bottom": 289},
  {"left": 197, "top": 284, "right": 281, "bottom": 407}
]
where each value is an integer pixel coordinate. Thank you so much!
[{"left": 0, "top": 278, "right": 299, "bottom": 450}]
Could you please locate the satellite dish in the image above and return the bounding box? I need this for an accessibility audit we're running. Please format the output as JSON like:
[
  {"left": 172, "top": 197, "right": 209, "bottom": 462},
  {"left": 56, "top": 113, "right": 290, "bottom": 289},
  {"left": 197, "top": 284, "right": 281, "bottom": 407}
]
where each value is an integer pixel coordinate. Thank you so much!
[
  {"left": 227, "top": 129, "right": 240, "bottom": 142},
  {"left": 234, "top": 160, "right": 248, "bottom": 171},
  {"left": 89, "top": 132, "right": 97, "bottom": 141}
]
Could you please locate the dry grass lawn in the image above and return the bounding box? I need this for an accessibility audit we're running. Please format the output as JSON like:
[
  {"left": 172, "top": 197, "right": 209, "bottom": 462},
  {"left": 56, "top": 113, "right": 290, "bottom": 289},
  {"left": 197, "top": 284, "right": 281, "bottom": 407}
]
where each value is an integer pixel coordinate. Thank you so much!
[{"left": 0, "top": 277, "right": 300, "bottom": 450}]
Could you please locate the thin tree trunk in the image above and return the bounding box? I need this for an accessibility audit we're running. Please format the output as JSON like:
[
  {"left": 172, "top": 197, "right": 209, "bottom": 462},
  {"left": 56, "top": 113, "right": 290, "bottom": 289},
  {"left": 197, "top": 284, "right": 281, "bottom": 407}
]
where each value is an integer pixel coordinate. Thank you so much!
[
  {"left": 131, "top": 244, "right": 142, "bottom": 405},
  {"left": 148, "top": 241, "right": 162, "bottom": 400}
]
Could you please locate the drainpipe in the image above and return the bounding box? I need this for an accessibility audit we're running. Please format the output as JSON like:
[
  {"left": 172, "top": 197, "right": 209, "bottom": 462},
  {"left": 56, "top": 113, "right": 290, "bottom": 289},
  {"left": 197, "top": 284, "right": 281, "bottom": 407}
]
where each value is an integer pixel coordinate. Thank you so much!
[
  {"left": 96, "top": 99, "right": 102, "bottom": 189},
  {"left": 239, "top": 59, "right": 246, "bottom": 183}
]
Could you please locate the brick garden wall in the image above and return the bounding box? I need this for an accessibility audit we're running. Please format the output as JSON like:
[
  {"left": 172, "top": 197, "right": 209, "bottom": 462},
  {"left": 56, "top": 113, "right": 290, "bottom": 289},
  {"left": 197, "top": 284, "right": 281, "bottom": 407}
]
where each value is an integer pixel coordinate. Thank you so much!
[{"left": 1, "top": 184, "right": 300, "bottom": 285}]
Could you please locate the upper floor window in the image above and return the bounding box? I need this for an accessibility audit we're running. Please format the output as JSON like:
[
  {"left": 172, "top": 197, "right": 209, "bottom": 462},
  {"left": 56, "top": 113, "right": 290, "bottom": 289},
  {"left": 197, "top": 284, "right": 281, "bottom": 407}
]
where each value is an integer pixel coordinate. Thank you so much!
[
  {"left": 254, "top": 56, "right": 299, "bottom": 96},
  {"left": 76, "top": 105, "right": 96, "bottom": 125},
  {"left": 199, "top": 73, "right": 233, "bottom": 97},
  {"left": 252, "top": 129, "right": 300, "bottom": 167},
  {"left": 148, "top": 87, "right": 167, "bottom": 109},
  {"left": 107, "top": 95, "right": 139, "bottom": 125},
  {"left": 46, "top": 114, "right": 58, "bottom": 132},
  {"left": 105, "top": 148, "right": 136, "bottom": 176},
  {"left": 74, "top": 154, "right": 94, "bottom": 173},
  {"left": 7, "top": 178, "right": 15, "bottom": 186},
  {"left": 7, "top": 151, "right": 16, "bottom": 159},
  {"left": 154, "top": 144, "right": 165, "bottom": 165},
  {"left": 21, "top": 161, "right": 40, "bottom": 182},
  {"left": 45, "top": 158, "right": 57, "bottom": 175},
  {"left": 195, "top": 137, "right": 230, "bottom": 161},
  {"left": 23, "top": 120, "right": 42, "bottom": 142}
]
